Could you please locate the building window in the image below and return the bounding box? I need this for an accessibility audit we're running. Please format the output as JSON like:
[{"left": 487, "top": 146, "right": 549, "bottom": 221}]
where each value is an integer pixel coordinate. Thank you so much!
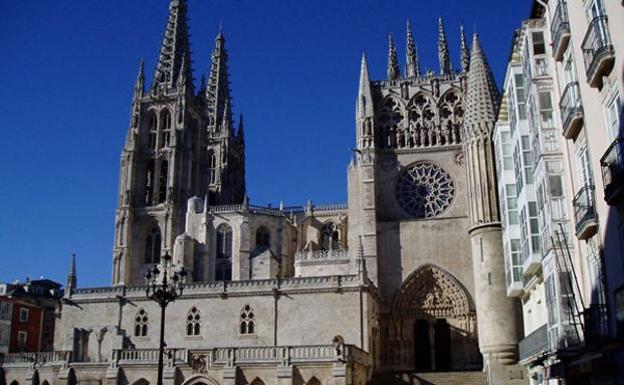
[
  {"left": 144, "top": 226, "right": 161, "bottom": 264},
  {"left": 532, "top": 31, "right": 546, "bottom": 55},
  {"left": 17, "top": 331, "right": 27, "bottom": 350},
  {"left": 19, "top": 308, "right": 29, "bottom": 323},
  {"left": 160, "top": 110, "right": 172, "bottom": 148},
  {"left": 539, "top": 91, "right": 554, "bottom": 128},
  {"left": 0, "top": 302, "right": 10, "bottom": 320},
  {"left": 605, "top": 89, "right": 621, "bottom": 140},
  {"left": 506, "top": 184, "right": 519, "bottom": 225},
  {"left": 216, "top": 225, "right": 232, "bottom": 281},
  {"left": 158, "top": 159, "right": 168, "bottom": 204},
  {"left": 320, "top": 222, "right": 340, "bottom": 250},
  {"left": 149, "top": 114, "right": 158, "bottom": 150},
  {"left": 240, "top": 305, "right": 255, "bottom": 335},
  {"left": 134, "top": 309, "right": 148, "bottom": 337},
  {"left": 255, "top": 226, "right": 271, "bottom": 249},
  {"left": 186, "top": 307, "right": 201, "bottom": 336}
]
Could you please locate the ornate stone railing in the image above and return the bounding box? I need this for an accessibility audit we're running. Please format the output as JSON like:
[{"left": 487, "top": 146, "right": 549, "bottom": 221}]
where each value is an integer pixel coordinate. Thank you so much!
[
  {"left": 73, "top": 275, "right": 363, "bottom": 301},
  {"left": 111, "top": 348, "right": 188, "bottom": 366},
  {"left": 295, "top": 249, "right": 350, "bottom": 263},
  {"left": 206, "top": 203, "right": 348, "bottom": 216},
  {"left": 0, "top": 351, "right": 72, "bottom": 366}
]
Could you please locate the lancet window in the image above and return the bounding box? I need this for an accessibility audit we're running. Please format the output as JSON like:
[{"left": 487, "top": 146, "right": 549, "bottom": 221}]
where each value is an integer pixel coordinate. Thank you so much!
[
  {"left": 149, "top": 114, "right": 158, "bottom": 150},
  {"left": 216, "top": 224, "right": 232, "bottom": 281},
  {"left": 407, "top": 93, "right": 437, "bottom": 147},
  {"left": 320, "top": 222, "right": 340, "bottom": 250},
  {"left": 145, "top": 160, "right": 155, "bottom": 205},
  {"left": 438, "top": 90, "right": 464, "bottom": 145},
  {"left": 158, "top": 159, "right": 168, "bottom": 203},
  {"left": 377, "top": 97, "right": 404, "bottom": 148},
  {"left": 144, "top": 226, "right": 161, "bottom": 264},
  {"left": 161, "top": 110, "right": 172, "bottom": 148}
]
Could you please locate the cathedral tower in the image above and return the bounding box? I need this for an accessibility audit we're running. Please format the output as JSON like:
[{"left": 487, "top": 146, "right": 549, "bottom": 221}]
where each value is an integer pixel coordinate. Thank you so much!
[
  {"left": 112, "top": 0, "right": 246, "bottom": 286},
  {"left": 463, "top": 34, "right": 523, "bottom": 384}
]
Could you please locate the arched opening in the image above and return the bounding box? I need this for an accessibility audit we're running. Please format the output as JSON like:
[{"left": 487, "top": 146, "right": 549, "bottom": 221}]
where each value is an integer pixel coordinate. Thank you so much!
[
  {"left": 148, "top": 112, "right": 158, "bottom": 150},
  {"left": 158, "top": 159, "right": 168, "bottom": 203},
  {"left": 306, "top": 377, "right": 322, "bottom": 385},
  {"left": 145, "top": 159, "right": 156, "bottom": 206},
  {"left": 180, "top": 375, "right": 220, "bottom": 385},
  {"left": 186, "top": 307, "right": 201, "bottom": 336},
  {"left": 40, "top": 380, "right": 49, "bottom": 385},
  {"left": 131, "top": 378, "right": 149, "bottom": 385},
  {"left": 239, "top": 305, "right": 255, "bottom": 335},
  {"left": 144, "top": 226, "right": 161, "bottom": 264},
  {"left": 385, "top": 264, "right": 481, "bottom": 372},
  {"left": 249, "top": 378, "right": 265, "bottom": 385},
  {"left": 255, "top": 226, "right": 270, "bottom": 249},
  {"left": 9, "top": 381, "right": 19, "bottom": 385},
  {"left": 215, "top": 225, "right": 232, "bottom": 281}
]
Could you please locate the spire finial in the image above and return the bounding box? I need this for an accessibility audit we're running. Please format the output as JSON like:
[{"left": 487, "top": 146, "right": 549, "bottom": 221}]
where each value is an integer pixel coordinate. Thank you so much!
[
  {"left": 438, "top": 17, "right": 452, "bottom": 75},
  {"left": 406, "top": 20, "right": 420, "bottom": 78},
  {"left": 133, "top": 59, "right": 145, "bottom": 102},
  {"left": 65, "top": 254, "right": 77, "bottom": 298},
  {"left": 460, "top": 23, "right": 470, "bottom": 73},
  {"left": 387, "top": 33, "right": 400, "bottom": 80}
]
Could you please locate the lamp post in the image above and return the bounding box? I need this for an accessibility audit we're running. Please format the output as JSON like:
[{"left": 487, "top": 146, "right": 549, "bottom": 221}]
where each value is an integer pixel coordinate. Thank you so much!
[{"left": 144, "top": 252, "right": 187, "bottom": 385}]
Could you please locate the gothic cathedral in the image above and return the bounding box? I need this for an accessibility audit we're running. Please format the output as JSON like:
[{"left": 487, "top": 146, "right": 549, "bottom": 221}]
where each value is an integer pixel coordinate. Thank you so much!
[{"left": 4, "top": 1, "right": 528, "bottom": 385}]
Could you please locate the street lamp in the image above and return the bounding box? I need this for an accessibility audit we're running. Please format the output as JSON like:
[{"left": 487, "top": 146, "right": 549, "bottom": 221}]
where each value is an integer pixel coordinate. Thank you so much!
[{"left": 144, "top": 252, "right": 187, "bottom": 385}]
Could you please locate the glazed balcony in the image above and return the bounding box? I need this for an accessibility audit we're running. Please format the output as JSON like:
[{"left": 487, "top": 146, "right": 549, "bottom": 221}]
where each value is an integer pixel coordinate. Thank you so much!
[
  {"left": 573, "top": 185, "right": 599, "bottom": 240},
  {"left": 551, "top": 1, "right": 571, "bottom": 61},
  {"left": 582, "top": 15, "right": 615, "bottom": 88},
  {"left": 560, "top": 82, "right": 584, "bottom": 140},
  {"left": 601, "top": 137, "right": 624, "bottom": 205},
  {"left": 519, "top": 324, "right": 549, "bottom": 363}
]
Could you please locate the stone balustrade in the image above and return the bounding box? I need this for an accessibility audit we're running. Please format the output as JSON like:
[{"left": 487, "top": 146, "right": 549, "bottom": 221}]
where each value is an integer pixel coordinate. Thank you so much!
[
  {"left": 0, "top": 345, "right": 369, "bottom": 369},
  {"left": 294, "top": 249, "right": 350, "bottom": 263}
]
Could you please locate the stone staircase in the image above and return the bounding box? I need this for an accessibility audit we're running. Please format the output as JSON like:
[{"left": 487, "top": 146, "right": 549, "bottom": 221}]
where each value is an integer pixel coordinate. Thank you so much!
[{"left": 368, "top": 371, "right": 487, "bottom": 385}]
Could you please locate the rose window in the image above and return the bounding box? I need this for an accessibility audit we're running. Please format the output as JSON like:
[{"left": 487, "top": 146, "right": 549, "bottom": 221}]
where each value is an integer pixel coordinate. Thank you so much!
[{"left": 396, "top": 163, "right": 455, "bottom": 218}]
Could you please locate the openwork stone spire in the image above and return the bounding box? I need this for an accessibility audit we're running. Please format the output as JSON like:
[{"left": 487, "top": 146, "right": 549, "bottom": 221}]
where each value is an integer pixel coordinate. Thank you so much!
[
  {"left": 152, "top": 0, "right": 193, "bottom": 90},
  {"left": 357, "top": 53, "right": 375, "bottom": 149},
  {"left": 405, "top": 20, "right": 420, "bottom": 78},
  {"left": 437, "top": 17, "right": 452, "bottom": 75},
  {"left": 206, "top": 30, "right": 233, "bottom": 134},
  {"left": 65, "top": 254, "right": 77, "bottom": 297},
  {"left": 133, "top": 59, "right": 145, "bottom": 102},
  {"left": 387, "top": 33, "right": 400, "bottom": 80},
  {"left": 460, "top": 23, "right": 470, "bottom": 73}
]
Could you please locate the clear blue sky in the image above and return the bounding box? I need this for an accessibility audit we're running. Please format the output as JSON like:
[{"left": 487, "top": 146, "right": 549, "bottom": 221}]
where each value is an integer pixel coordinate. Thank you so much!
[{"left": 0, "top": 0, "right": 530, "bottom": 287}]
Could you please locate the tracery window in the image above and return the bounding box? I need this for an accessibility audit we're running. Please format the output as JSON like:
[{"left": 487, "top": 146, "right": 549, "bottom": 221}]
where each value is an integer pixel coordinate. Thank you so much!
[
  {"left": 144, "top": 226, "right": 161, "bottom": 264},
  {"left": 186, "top": 306, "right": 201, "bottom": 336},
  {"left": 320, "top": 222, "right": 340, "bottom": 250},
  {"left": 134, "top": 309, "right": 148, "bottom": 337},
  {"left": 145, "top": 160, "right": 155, "bottom": 205},
  {"left": 216, "top": 224, "right": 232, "bottom": 281},
  {"left": 407, "top": 93, "right": 437, "bottom": 147},
  {"left": 239, "top": 305, "right": 255, "bottom": 334},
  {"left": 396, "top": 163, "right": 455, "bottom": 219},
  {"left": 255, "top": 226, "right": 270, "bottom": 248},
  {"left": 377, "top": 97, "right": 404, "bottom": 148},
  {"left": 438, "top": 90, "right": 464, "bottom": 145}
]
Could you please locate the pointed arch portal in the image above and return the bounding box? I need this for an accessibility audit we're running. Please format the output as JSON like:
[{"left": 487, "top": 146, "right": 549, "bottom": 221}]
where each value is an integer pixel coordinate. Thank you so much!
[{"left": 382, "top": 264, "right": 482, "bottom": 372}]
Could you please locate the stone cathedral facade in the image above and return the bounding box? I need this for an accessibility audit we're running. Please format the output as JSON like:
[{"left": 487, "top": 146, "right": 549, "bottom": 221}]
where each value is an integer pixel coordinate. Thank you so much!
[{"left": 2, "top": 1, "right": 527, "bottom": 385}]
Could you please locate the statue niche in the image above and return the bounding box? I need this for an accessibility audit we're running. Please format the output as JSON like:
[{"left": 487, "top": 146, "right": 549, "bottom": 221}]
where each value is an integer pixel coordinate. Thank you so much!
[{"left": 381, "top": 264, "right": 481, "bottom": 372}]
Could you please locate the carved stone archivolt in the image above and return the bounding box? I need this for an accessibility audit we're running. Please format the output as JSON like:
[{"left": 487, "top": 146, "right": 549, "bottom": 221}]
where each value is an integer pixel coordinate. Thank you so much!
[{"left": 393, "top": 264, "right": 474, "bottom": 319}]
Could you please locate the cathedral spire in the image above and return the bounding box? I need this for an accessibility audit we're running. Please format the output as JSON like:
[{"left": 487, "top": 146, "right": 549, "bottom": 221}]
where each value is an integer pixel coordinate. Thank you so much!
[
  {"left": 405, "top": 20, "right": 420, "bottom": 78},
  {"left": 437, "top": 17, "right": 452, "bottom": 75},
  {"left": 464, "top": 33, "right": 499, "bottom": 134},
  {"left": 387, "top": 33, "right": 400, "bottom": 80},
  {"left": 460, "top": 23, "right": 470, "bottom": 73},
  {"left": 206, "top": 30, "right": 233, "bottom": 134},
  {"left": 152, "top": 0, "right": 193, "bottom": 90},
  {"left": 358, "top": 53, "right": 373, "bottom": 117},
  {"left": 237, "top": 114, "right": 245, "bottom": 139}
]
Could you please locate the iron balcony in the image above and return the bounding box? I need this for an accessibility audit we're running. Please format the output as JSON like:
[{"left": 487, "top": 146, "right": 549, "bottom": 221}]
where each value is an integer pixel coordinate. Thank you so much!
[
  {"left": 551, "top": 1, "right": 571, "bottom": 61},
  {"left": 560, "top": 82, "right": 584, "bottom": 140},
  {"left": 573, "top": 185, "right": 599, "bottom": 240},
  {"left": 600, "top": 137, "right": 624, "bottom": 205},
  {"left": 582, "top": 15, "right": 615, "bottom": 88}
]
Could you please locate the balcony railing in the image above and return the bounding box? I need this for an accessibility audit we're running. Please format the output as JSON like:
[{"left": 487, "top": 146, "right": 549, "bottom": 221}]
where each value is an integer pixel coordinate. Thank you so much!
[
  {"left": 573, "top": 185, "right": 599, "bottom": 240},
  {"left": 582, "top": 15, "right": 615, "bottom": 88},
  {"left": 519, "top": 324, "right": 549, "bottom": 363},
  {"left": 560, "top": 82, "right": 584, "bottom": 140},
  {"left": 601, "top": 137, "right": 624, "bottom": 205},
  {"left": 551, "top": 1, "right": 571, "bottom": 61}
]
